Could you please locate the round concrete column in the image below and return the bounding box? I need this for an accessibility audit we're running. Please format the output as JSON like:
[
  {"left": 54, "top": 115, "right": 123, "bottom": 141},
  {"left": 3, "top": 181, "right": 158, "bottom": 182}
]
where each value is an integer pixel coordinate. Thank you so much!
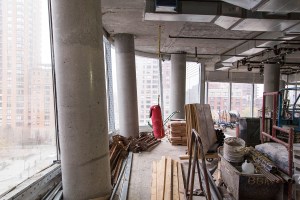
[
  {"left": 279, "top": 80, "right": 286, "bottom": 89},
  {"left": 264, "top": 64, "right": 280, "bottom": 109},
  {"left": 52, "top": 1, "right": 111, "bottom": 199},
  {"left": 115, "top": 34, "right": 139, "bottom": 138},
  {"left": 170, "top": 54, "right": 186, "bottom": 119}
]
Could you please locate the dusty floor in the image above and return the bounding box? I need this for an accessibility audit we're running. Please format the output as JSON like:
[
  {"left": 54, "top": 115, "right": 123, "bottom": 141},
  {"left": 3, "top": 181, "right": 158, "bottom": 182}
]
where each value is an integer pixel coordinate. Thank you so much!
[
  {"left": 126, "top": 127, "right": 236, "bottom": 200},
  {"left": 127, "top": 138, "right": 207, "bottom": 200}
]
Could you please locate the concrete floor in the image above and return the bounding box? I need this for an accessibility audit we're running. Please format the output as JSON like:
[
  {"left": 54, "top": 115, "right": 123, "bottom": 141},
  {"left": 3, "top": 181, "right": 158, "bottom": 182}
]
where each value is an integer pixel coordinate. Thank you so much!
[
  {"left": 127, "top": 138, "right": 206, "bottom": 200},
  {"left": 128, "top": 138, "right": 186, "bottom": 200}
]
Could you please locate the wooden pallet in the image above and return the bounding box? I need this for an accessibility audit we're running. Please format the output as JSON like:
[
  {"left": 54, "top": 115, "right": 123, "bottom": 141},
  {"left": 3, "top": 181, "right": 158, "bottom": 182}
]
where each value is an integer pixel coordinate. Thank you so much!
[{"left": 151, "top": 157, "right": 185, "bottom": 200}]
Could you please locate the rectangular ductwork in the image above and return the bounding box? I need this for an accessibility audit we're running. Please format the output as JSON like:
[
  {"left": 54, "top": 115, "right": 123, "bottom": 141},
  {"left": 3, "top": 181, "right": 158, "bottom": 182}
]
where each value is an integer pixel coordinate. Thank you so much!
[
  {"left": 145, "top": 0, "right": 300, "bottom": 31},
  {"left": 155, "top": 0, "right": 178, "bottom": 12}
]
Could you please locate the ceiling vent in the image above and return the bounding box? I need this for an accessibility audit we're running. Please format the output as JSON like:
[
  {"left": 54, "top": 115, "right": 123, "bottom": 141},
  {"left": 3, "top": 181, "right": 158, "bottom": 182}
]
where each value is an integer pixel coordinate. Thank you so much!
[{"left": 155, "top": 0, "right": 178, "bottom": 13}]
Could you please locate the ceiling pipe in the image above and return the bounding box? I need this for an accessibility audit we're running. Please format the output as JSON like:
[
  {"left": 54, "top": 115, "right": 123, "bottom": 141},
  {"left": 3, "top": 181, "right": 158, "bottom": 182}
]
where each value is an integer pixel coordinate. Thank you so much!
[
  {"left": 169, "top": 35, "right": 300, "bottom": 42},
  {"left": 160, "top": 51, "right": 246, "bottom": 57}
]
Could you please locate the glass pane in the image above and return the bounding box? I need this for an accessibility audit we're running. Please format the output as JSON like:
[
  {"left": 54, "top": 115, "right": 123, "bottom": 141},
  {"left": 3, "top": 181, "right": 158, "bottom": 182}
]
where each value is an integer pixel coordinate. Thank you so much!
[
  {"left": 253, "top": 84, "right": 264, "bottom": 117},
  {"left": 231, "top": 83, "right": 252, "bottom": 117},
  {"left": 207, "top": 82, "right": 230, "bottom": 122},
  {"left": 136, "top": 56, "right": 160, "bottom": 126},
  {"left": 111, "top": 46, "right": 119, "bottom": 130},
  {"left": 186, "top": 62, "right": 199, "bottom": 104},
  {"left": 0, "top": 0, "right": 56, "bottom": 195},
  {"left": 162, "top": 61, "right": 171, "bottom": 119}
]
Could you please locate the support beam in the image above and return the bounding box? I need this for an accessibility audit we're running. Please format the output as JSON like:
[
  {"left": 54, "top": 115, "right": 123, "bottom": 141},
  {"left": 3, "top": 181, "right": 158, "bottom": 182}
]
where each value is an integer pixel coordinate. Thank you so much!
[
  {"left": 115, "top": 33, "right": 139, "bottom": 138},
  {"left": 170, "top": 54, "right": 186, "bottom": 119},
  {"left": 52, "top": 1, "right": 111, "bottom": 199},
  {"left": 264, "top": 64, "right": 280, "bottom": 109}
]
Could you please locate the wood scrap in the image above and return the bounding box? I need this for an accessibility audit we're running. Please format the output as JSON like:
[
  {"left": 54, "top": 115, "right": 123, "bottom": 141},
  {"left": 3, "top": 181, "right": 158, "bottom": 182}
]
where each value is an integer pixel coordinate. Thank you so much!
[
  {"left": 151, "top": 157, "right": 185, "bottom": 200},
  {"left": 110, "top": 133, "right": 161, "bottom": 185}
]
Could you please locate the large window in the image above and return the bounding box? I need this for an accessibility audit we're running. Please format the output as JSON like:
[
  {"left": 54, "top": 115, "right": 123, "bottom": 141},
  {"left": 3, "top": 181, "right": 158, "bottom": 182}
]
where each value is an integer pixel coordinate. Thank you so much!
[
  {"left": 207, "top": 82, "right": 230, "bottom": 122},
  {"left": 136, "top": 56, "right": 161, "bottom": 126},
  {"left": 186, "top": 62, "right": 200, "bottom": 104},
  {"left": 161, "top": 61, "right": 171, "bottom": 119},
  {"left": 253, "top": 84, "right": 263, "bottom": 117},
  {"left": 0, "top": 0, "right": 56, "bottom": 195},
  {"left": 231, "top": 83, "right": 252, "bottom": 117},
  {"left": 111, "top": 46, "right": 119, "bottom": 130}
]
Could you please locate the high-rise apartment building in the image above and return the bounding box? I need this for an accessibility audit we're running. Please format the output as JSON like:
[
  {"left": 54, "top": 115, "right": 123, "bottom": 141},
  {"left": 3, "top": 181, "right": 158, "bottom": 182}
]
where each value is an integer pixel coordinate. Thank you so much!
[
  {"left": 0, "top": 0, "right": 54, "bottom": 145},
  {"left": 136, "top": 57, "right": 171, "bottom": 125}
]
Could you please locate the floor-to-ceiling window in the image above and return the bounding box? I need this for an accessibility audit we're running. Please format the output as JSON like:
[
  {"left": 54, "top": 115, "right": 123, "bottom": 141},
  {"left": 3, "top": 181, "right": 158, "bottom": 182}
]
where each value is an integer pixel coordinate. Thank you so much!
[
  {"left": 231, "top": 83, "right": 252, "bottom": 117},
  {"left": 253, "top": 84, "right": 264, "bottom": 117},
  {"left": 207, "top": 82, "right": 230, "bottom": 122},
  {"left": 186, "top": 62, "right": 200, "bottom": 104},
  {"left": 0, "top": 0, "right": 56, "bottom": 195}
]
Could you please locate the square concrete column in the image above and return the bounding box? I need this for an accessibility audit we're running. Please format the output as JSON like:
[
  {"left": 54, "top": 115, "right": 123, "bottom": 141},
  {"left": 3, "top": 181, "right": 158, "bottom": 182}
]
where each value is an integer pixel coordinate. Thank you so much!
[
  {"left": 51, "top": 1, "right": 111, "bottom": 199},
  {"left": 170, "top": 53, "right": 186, "bottom": 119},
  {"left": 115, "top": 34, "right": 139, "bottom": 138}
]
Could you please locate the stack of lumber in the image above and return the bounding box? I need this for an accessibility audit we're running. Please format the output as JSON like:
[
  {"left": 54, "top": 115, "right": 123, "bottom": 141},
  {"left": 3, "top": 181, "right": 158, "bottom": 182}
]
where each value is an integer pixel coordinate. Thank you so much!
[
  {"left": 167, "top": 120, "right": 187, "bottom": 146},
  {"left": 110, "top": 135, "right": 129, "bottom": 186},
  {"left": 185, "top": 104, "right": 217, "bottom": 157},
  {"left": 151, "top": 156, "right": 185, "bottom": 200}
]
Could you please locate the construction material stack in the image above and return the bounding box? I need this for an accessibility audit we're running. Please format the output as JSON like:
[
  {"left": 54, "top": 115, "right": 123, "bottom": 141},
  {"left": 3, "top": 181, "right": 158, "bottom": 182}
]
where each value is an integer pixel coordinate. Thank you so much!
[
  {"left": 151, "top": 156, "right": 185, "bottom": 200},
  {"left": 167, "top": 120, "right": 187, "bottom": 146}
]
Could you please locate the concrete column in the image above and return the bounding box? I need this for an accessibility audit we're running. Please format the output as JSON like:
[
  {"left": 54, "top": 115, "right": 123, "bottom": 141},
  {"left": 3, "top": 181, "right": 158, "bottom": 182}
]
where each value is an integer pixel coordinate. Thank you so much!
[
  {"left": 279, "top": 80, "right": 286, "bottom": 90},
  {"left": 264, "top": 64, "right": 280, "bottom": 109},
  {"left": 115, "top": 34, "right": 139, "bottom": 138},
  {"left": 200, "top": 63, "right": 205, "bottom": 105},
  {"left": 170, "top": 54, "right": 186, "bottom": 119},
  {"left": 52, "top": 1, "right": 111, "bottom": 199}
]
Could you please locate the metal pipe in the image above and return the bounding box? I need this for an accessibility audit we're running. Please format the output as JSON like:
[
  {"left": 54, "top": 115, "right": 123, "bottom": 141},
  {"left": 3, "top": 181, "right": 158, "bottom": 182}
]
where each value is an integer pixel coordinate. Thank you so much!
[
  {"left": 169, "top": 35, "right": 300, "bottom": 42},
  {"left": 261, "top": 131, "right": 288, "bottom": 147}
]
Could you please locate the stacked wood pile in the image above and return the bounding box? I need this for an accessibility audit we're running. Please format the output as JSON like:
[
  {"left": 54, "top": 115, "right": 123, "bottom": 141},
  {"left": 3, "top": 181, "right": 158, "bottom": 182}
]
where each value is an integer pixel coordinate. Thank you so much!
[
  {"left": 110, "top": 135, "right": 129, "bottom": 186},
  {"left": 167, "top": 120, "right": 187, "bottom": 146},
  {"left": 151, "top": 156, "right": 185, "bottom": 200},
  {"left": 110, "top": 134, "right": 161, "bottom": 185},
  {"left": 185, "top": 104, "right": 217, "bottom": 157}
]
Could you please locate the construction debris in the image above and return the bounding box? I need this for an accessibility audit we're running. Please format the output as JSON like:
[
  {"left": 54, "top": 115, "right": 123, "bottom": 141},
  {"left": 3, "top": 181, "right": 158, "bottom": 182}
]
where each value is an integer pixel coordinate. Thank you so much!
[
  {"left": 167, "top": 120, "right": 187, "bottom": 146},
  {"left": 109, "top": 133, "right": 161, "bottom": 185},
  {"left": 151, "top": 156, "right": 185, "bottom": 200},
  {"left": 245, "top": 147, "right": 284, "bottom": 183}
]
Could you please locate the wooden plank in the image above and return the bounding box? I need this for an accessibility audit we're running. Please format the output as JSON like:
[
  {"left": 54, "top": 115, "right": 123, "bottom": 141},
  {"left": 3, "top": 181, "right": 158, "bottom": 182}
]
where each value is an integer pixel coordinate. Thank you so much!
[
  {"left": 179, "top": 155, "right": 190, "bottom": 160},
  {"left": 151, "top": 161, "right": 157, "bottom": 200},
  {"left": 178, "top": 163, "right": 185, "bottom": 200},
  {"left": 164, "top": 157, "right": 172, "bottom": 200},
  {"left": 157, "top": 156, "right": 166, "bottom": 200},
  {"left": 173, "top": 161, "right": 179, "bottom": 200}
]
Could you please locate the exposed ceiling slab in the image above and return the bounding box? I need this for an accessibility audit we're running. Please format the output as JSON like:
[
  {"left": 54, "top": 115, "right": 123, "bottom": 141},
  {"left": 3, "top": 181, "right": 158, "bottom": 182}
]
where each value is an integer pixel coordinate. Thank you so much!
[{"left": 101, "top": 0, "right": 300, "bottom": 73}]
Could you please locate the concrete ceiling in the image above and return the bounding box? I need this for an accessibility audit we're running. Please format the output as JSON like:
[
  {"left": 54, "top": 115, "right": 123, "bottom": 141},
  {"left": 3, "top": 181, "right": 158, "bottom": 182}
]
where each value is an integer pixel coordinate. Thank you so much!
[{"left": 101, "top": 0, "right": 300, "bottom": 74}]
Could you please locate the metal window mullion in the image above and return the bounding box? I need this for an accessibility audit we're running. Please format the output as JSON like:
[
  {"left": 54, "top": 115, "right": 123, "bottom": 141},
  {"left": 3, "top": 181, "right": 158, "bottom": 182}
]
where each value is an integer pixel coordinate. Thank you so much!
[
  {"left": 48, "top": 0, "right": 60, "bottom": 161},
  {"left": 251, "top": 83, "right": 254, "bottom": 117},
  {"left": 229, "top": 82, "right": 232, "bottom": 111},
  {"left": 159, "top": 58, "right": 164, "bottom": 120}
]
